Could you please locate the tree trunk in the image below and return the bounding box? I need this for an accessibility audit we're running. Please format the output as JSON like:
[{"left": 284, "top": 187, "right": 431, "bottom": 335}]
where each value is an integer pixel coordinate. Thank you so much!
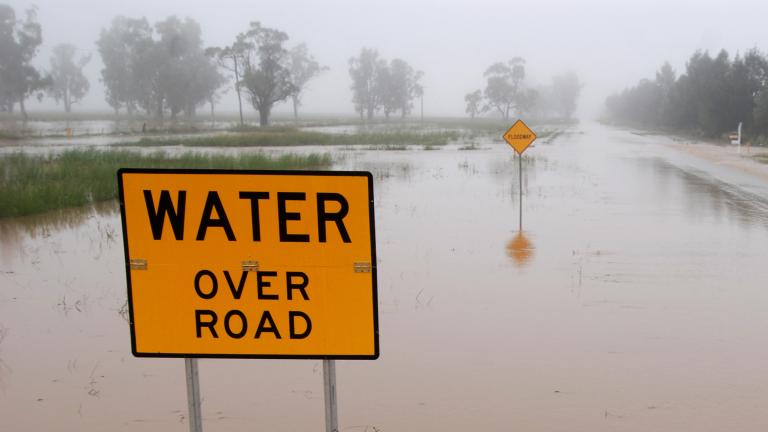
[
  {"left": 366, "top": 106, "right": 374, "bottom": 122},
  {"left": 259, "top": 106, "right": 270, "bottom": 127},
  {"left": 19, "top": 98, "right": 27, "bottom": 121},
  {"left": 292, "top": 95, "right": 299, "bottom": 121},
  {"left": 233, "top": 55, "right": 244, "bottom": 127},
  {"left": 64, "top": 88, "right": 71, "bottom": 113},
  {"left": 156, "top": 95, "right": 164, "bottom": 123},
  {"left": 420, "top": 94, "right": 424, "bottom": 123}
]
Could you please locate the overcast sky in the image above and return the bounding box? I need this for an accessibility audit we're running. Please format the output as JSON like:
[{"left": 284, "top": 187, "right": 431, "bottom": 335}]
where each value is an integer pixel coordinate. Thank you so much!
[{"left": 7, "top": 0, "right": 768, "bottom": 118}]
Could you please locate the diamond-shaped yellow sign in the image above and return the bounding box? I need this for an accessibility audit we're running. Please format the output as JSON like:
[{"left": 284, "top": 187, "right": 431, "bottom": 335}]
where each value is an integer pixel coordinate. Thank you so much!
[{"left": 503, "top": 120, "right": 537, "bottom": 155}]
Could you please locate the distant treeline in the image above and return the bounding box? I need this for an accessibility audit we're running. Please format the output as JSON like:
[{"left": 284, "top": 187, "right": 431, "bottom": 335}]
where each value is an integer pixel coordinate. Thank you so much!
[
  {"left": 0, "top": 3, "right": 424, "bottom": 126},
  {"left": 0, "top": 3, "right": 581, "bottom": 126},
  {"left": 465, "top": 58, "right": 582, "bottom": 122},
  {"left": 605, "top": 49, "right": 768, "bottom": 140}
]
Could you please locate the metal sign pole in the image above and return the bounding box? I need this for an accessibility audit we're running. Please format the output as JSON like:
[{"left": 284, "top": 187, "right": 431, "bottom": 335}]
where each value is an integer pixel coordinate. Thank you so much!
[
  {"left": 323, "top": 359, "right": 339, "bottom": 432},
  {"left": 185, "top": 358, "right": 203, "bottom": 432},
  {"left": 519, "top": 153, "right": 523, "bottom": 232}
]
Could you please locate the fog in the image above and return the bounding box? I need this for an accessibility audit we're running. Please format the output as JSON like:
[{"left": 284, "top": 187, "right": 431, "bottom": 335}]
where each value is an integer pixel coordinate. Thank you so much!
[{"left": 7, "top": 0, "right": 768, "bottom": 118}]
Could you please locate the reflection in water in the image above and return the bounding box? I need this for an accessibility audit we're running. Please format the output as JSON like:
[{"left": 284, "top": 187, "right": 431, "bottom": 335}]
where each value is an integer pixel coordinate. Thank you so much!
[
  {"left": 645, "top": 157, "right": 768, "bottom": 228},
  {"left": 506, "top": 231, "right": 535, "bottom": 267},
  {"left": 0, "top": 201, "right": 118, "bottom": 241},
  {"left": 0, "top": 324, "right": 7, "bottom": 384},
  {"left": 4, "top": 124, "right": 768, "bottom": 431}
]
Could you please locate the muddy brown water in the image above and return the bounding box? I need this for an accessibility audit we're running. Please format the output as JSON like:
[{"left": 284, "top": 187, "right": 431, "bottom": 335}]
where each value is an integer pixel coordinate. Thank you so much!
[{"left": 1, "top": 123, "right": 768, "bottom": 431}]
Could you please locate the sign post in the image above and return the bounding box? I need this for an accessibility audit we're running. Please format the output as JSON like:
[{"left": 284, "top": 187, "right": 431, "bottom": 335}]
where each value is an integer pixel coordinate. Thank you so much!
[
  {"left": 184, "top": 358, "right": 203, "bottom": 432},
  {"left": 503, "top": 120, "right": 537, "bottom": 231},
  {"left": 323, "top": 359, "right": 339, "bottom": 432},
  {"left": 118, "top": 169, "right": 378, "bottom": 432}
]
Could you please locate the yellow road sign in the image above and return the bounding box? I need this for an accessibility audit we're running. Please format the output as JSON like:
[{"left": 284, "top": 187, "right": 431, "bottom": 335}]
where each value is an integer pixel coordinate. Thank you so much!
[
  {"left": 503, "top": 120, "right": 537, "bottom": 154},
  {"left": 118, "top": 169, "right": 378, "bottom": 359}
]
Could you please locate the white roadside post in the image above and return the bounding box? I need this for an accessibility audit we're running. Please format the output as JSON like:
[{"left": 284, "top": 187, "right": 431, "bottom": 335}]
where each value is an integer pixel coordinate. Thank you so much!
[{"left": 731, "top": 122, "right": 743, "bottom": 153}]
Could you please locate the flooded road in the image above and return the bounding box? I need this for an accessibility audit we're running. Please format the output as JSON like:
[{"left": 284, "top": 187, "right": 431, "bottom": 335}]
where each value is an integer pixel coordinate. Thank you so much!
[{"left": 1, "top": 122, "right": 768, "bottom": 431}]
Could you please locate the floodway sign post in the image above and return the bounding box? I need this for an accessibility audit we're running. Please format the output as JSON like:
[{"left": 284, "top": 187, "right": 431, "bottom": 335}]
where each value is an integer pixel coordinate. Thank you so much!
[
  {"left": 503, "top": 120, "right": 537, "bottom": 231},
  {"left": 118, "top": 169, "right": 378, "bottom": 432}
]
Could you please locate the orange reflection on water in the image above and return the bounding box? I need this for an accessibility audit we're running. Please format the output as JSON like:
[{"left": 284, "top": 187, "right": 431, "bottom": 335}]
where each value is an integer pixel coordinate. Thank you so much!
[{"left": 506, "top": 231, "right": 535, "bottom": 267}]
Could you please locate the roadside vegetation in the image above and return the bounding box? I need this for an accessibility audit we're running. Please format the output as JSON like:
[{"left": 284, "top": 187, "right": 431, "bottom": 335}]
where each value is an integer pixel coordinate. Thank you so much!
[
  {"left": 117, "top": 129, "right": 460, "bottom": 148},
  {"left": 0, "top": 149, "right": 332, "bottom": 218},
  {"left": 605, "top": 49, "right": 768, "bottom": 145}
]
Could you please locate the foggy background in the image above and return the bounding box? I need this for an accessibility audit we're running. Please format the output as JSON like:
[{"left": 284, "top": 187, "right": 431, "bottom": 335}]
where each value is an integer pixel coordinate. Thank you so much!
[{"left": 7, "top": 0, "right": 768, "bottom": 118}]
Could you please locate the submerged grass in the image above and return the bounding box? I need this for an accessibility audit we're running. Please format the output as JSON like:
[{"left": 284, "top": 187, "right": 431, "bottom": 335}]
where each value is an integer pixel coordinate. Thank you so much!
[
  {"left": 0, "top": 149, "right": 332, "bottom": 218},
  {"left": 118, "top": 130, "right": 459, "bottom": 148}
]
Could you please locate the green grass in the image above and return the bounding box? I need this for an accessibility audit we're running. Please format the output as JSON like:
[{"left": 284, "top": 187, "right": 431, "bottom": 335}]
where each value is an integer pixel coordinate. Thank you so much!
[
  {"left": 365, "top": 144, "right": 409, "bottom": 151},
  {"left": 0, "top": 149, "right": 332, "bottom": 218},
  {"left": 117, "top": 130, "right": 460, "bottom": 148},
  {"left": 753, "top": 154, "right": 768, "bottom": 164},
  {"left": 0, "top": 131, "right": 20, "bottom": 140}
]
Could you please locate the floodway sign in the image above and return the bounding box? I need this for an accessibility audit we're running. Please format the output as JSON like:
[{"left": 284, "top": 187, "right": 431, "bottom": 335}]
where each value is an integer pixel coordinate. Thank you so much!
[
  {"left": 503, "top": 120, "right": 537, "bottom": 154},
  {"left": 118, "top": 169, "right": 378, "bottom": 359}
]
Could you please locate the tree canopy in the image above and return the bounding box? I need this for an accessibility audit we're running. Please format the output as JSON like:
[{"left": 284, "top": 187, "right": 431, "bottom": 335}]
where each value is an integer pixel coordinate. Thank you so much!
[
  {"left": 606, "top": 49, "right": 768, "bottom": 138},
  {"left": 47, "top": 43, "right": 91, "bottom": 112},
  {"left": 465, "top": 58, "right": 581, "bottom": 122},
  {"left": 237, "top": 22, "right": 295, "bottom": 126},
  {"left": 349, "top": 48, "right": 422, "bottom": 121},
  {"left": 0, "top": 4, "right": 47, "bottom": 117},
  {"left": 97, "top": 15, "right": 224, "bottom": 120}
]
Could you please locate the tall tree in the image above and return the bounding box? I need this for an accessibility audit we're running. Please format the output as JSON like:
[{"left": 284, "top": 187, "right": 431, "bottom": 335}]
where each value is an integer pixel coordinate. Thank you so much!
[
  {"left": 604, "top": 49, "right": 768, "bottom": 137},
  {"left": 286, "top": 43, "right": 326, "bottom": 120},
  {"left": 154, "top": 16, "right": 224, "bottom": 120},
  {"left": 96, "top": 16, "right": 154, "bottom": 115},
  {"left": 516, "top": 87, "right": 540, "bottom": 117},
  {"left": 551, "top": 72, "right": 581, "bottom": 120},
  {"left": 747, "top": 49, "right": 768, "bottom": 132},
  {"left": 98, "top": 15, "right": 224, "bottom": 120},
  {"left": 349, "top": 48, "right": 386, "bottom": 121},
  {"left": 382, "top": 58, "right": 422, "bottom": 119},
  {"left": 47, "top": 43, "right": 91, "bottom": 113},
  {"left": 482, "top": 57, "right": 525, "bottom": 120},
  {"left": 206, "top": 35, "right": 250, "bottom": 126},
  {"left": 464, "top": 90, "right": 482, "bottom": 119},
  {"left": 239, "top": 22, "right": 295, "bottom": 127},
  {"left": 0, "top": 4, "right": 46, "bottom": 118}
]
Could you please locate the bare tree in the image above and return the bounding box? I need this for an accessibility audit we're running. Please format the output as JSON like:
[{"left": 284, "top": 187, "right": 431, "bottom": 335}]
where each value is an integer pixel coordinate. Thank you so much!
[{"left": 206, "top": 35, "right": 250, "bottom": 126}]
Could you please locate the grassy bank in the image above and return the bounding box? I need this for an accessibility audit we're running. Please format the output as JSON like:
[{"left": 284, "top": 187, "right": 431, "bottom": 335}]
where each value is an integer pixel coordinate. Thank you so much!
[
  {"left": 118, "top": 130, "right": 460, "bottom": 148},
  {"left": 0, "top": 149, "right": 332, "bottom": 218}
]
